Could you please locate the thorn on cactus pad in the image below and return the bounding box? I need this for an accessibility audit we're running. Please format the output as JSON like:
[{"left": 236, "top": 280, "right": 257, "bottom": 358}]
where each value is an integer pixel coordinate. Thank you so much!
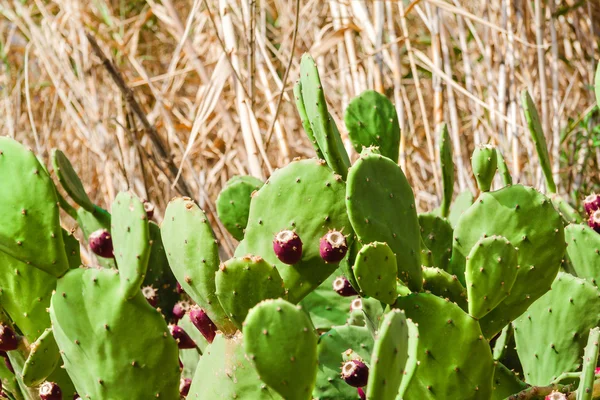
[
  {"left": 272, "top": 230, "right": 303, "bottom": 265},
  {"left": 168, "top": 325, "right": 196, "bottom": 349},
  {"left": 332, "top": 276, "right": 358, "bottom": 297},
  {"left": 88, "top": 229, "right": 114, "bottom": 258},
  {"left": 0, "top": 325, "right": 18, "bottom": 351},
  {"left": 341, "top": 359, "right": 369, "bottom": 388},
  {"left": 319, "top": 230, "right": 348, "bottom": 263},
  {"left": 39, "top": 381, "right": 62, "bottom": 400}
]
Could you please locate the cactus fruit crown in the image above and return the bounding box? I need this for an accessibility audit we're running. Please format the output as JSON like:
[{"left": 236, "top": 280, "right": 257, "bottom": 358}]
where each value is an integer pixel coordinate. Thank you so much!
[
  {"left": 39, "top": 381, "right": 62, "bottom": 400},
  {"left": 340, "top": 359, "right": 369, "bottom": 388},
  {"left": 272, "top": 229, "right": 303, "bottom": 265},
  {"left": 323, "top": 230, "right": 346, "bottom": 248},
  {"left": 274, "top": 229, "right": 298, "bottom": 244},
  {"left": 350, "top": 298, "right": 363, "bottom": 311},
  {"left": 332, "top": 276, "right": 358, "bottom": 297},
  {"left": 320, "top": 229, "right": 349, "bottom": 263}
]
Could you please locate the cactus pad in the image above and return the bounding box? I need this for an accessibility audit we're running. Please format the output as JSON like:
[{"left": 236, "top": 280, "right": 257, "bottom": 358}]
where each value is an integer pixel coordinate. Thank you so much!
[
  {"left": 216, "top": 255, "right": 285, "bottom": 328},
  {"left": 236, "top": 159, "right": 353, "bottom": 303},
  {"left": 577, "top": 327, "right": 600, "bottom": 400},
  {"left": 244, "top": 299, "right": 318, "bottom": 400},
  {"left": 216, "top": 175, "right": 263, "bottom": 241},
  {"left": 50, "top": 267, "right": 180, "bottom": 399},
  {"left": 0, "top": 137, "right": 69, "bottom": 277},
  {"left": 394, "top": 293, "right": 494, "bottom": 399},
  {"left": 161, "top": 197, "right": 235, "bottom": 333},
  {"left": 513, "top": 272, "right": 600, "bottom": 386},
  {"left": 353, "top": 242, "right": 397, "bottom": 305},
  {"left": 22, "top": 328, "right": 60, "bottom": 387},
  {"left": 471, "top": 144, "right": 497, "bottom": 192},
  {"left": 465, "top": 235, "right": 518, "bottom": 319},
  {"left": 448, "top": 191, "right": 474, "bottom": 228},
  {"left": 294, "top": 80, "right": 323, "bottom": 159},
  {"left": 565, "top": 224, "right": 600, "bottom": 284},
  {"left": 438, "top": 123, "right": 454, "bottom": 218},
  {"left": 419, "top": 213, "right": 453, "bottom": 271},
  {"left": 51, "top": 149, "right": 94, "bottom": 212},
  {"left": 421, "top": 267, "right": 468, "bottom": 311},
  {"left": 344, "top": 90, "right": 400, "bottom": 163},
  {"left": 491, "top": 362, "right": 527, "bottom": 400},
  {"left": 346, "top": 152, "right": 421, "bottom": 291},
  {"left": 451, "top": 184, "right": 565, "bottom": 338}
]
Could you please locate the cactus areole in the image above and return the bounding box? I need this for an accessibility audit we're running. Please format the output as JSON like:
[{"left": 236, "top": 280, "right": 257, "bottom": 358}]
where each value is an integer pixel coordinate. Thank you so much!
[
  {"left": 341, "top": 359, "right": 369, "bottom": 388},
  {"left": 272, "top": 230, "right": 303, "bottom": 264},
  {"left": 319, "top": 230, "right": 348, "bottom": 263},
  {"left": 88, "top": 229, "right": 114, "bottom": 258},
  {"left": 39, "top": 381, "right": 62, "bottom": 400}
]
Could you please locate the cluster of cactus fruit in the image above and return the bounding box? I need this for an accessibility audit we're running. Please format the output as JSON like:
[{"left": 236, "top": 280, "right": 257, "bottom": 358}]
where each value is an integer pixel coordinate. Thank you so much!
[{"left": 0, "top": 54, "right": 600, "bottom": 400}]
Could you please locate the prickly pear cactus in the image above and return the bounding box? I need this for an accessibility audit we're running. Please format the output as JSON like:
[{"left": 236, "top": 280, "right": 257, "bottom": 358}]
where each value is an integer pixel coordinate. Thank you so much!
[
  {"left": 346, "top": 151, "right": 422, "bottom": 291},
  {"left": 353, "top": 242, "right": 397, "bottom": 305},
  {"left": 577, "top": 327, "right": 600, "bottom": 400},
  {"left": 471, "top": 144, "right": 497, "bottom": 192},
  {"left": 51, "top": 149, "right": 95, "bottom": 212},
  {"left": 216, "top": 175, "right": 263, "bottom": 241},
  {"left": 564, "top": 224, "right": 600, "bottom": 284},
  {"left": 21, "top": 328, "right": 59, "bottom": 387},
  {"left": 418, "top": 213, "right": 453, "bottom": 271},
  {"left": 513, "top": 272, "right": 600, "bottom": 386},
  {"left": 421, "top": 267, "right": 468, "bottom": 311},
  {"left": 448, "top": 191, "right": 474, "bottom": 228},
  {"left": 496, "top": 149, "right": 513, "bottom": 187},
  {"left": 294, "top": 80, "right": 323, "bottom": 159},
  {"left": 244, "top": 299, "right": 318, "bottom": 400},
  {"left": 344, "top": 90, "right": 401, "bottom": 163},
  {"left": 451, "top": 184, "right": 565, "bottom": 338},
  {"left": 236, "top": 159, "right": 353, "bottom": 303},
  {"left": 438, "top": 123, "right": 454, "bottom": 218}
]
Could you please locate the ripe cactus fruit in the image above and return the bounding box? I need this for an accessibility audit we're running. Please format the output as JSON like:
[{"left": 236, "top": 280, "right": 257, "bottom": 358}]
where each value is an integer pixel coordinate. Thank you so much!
[
  {"left": 169, "top": 325, "right": 197, "bottom": 350},
  {"left": 584, "top": 194, "right": 600, "bottom": 215},
  {"left": 471, "top": 144, "right": 497, "bottom": 192},
  {"left": 172, "top": 301, "right": 188, "bottom": 322},
  {"left": 216, "top": 256, "right": 285, "bottom": 328},
  {"left": 332, "top": 276, "right": 358, "bottom": 297},
  {"left": 179, "top": 378, "right": 191, "bottom": 397},
  {"left": 244, "top": 299, "right": 318, "bottom": 400},
  {"left": 216, "top": 175, "right": 263, "bottom": 241},
  {"left": 39, "top": 381, "right": 62, "bottom": 400},
  {"left": 346, "top": 150, "right": 422, "bottom": 291},
  {"left": 344, "top": 89, "right": 401, "bottom": 163},
  {"left": 576, "top": 327, "right": 600, "bottom": 400},
  {"left": 189, "top": 306, "right": 217, "bottom": 344},
  {"left": 341, "top": 360, "right": 369, "bottom": 388},
  {"left": 588, "top": 210, "right": 600, "bottom": 233},
  {"left": 142, "top": 286, "right": 158, "bottom": 308},
  {"left": 319, "top": 230, "right": 348, "bottom": 263},
  {"left": 76, "top": 206, "right": 114, "bottom": 269},
  {"left": 88, "top": 229, "right": 113, "bottom": 258},
  {"left": 0, "top": 325, "right": 18, "bottom": 351},
  {"left": 353, "top": 242, "right": 398, "bottom": 305},
  {"left": 272, "top": 230, "right": 303, "bottom": 265}
]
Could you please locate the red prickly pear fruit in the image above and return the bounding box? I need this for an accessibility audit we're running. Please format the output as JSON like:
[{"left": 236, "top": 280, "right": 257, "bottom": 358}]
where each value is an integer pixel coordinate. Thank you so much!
[
  {"left": 39, "top": 381, "right": 62, "bottom": 400},
  {"left": 189, "top": 306, "right": 216, "bottom": 343},
  {"left": 319, "top": 230, "right": 348, "bottom": 263},
  {"left": 584, "top": 194, "right": 600, "bottom": 215},
  {"left": 350, "top": 298, "right": 363, "bottom": 312},
  {"left": 588, "top": 210, "right": 600, "bottom": 234},
  {"left": 172, "top": 301, "right": 189, "bottom": 322},
  {"left": 595, "top": 366, "right": 600, "bottom": 375},
  {"left": 332, "top": 276, "right": 358, "bottom": 297},
  {"left": 88, "top": 229, "right": 114, "bottom": 258},
  {"left": 143, "top": 200, "right": 155, "bottom": 219},
  {"left": 545, "top": 392, "right": 567, "bottom": 400},
  {"left": 169, "top": 325, "right": 196, "bottom": 349},
  {"left": 341, "top": 360, "right": 369, "bottom": 388},
  {"left": 273, "top": 230, "right": 303, "bottom": 264},
  {"left": 142, "top": 286, "right": 158, "bottom": 308},
  {"left": 176, "top": 282, "right": 184, "bottom": 294},
  {"left": 0, "top": 325, "right": 18, "bottom": 351},
  {"left": 357, "top": 387, "right": 366, "bottom": 400},
  {"left": 179, "top": 378, "right": 192, "bottom": 397},
  {"left": 73, "top": 395, "right": 81, "bottom": 400}
]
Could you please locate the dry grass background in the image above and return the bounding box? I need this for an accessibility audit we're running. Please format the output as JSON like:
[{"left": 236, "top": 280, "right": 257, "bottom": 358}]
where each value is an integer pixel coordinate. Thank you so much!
[{"left": 1, "top": 0, "right": 600, "bottom": 244}]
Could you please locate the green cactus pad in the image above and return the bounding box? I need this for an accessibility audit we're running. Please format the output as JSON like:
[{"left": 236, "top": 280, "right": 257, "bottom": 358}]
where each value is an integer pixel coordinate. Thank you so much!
[
  {"left": 76, "top": 206, "right": 114, "bottom": 268},
  {"left": 491, "top": 362, "right": 527, "bottom": 400},
  {"left": 0, "top": 137, "right": 69, "bottom": 277},
  {"left": 438, "top": 123, "right": 454, "bottom": 218},
  {"left": 418, "top": 213, "right": 453, "bottom": 271},
  {"left": 299, "top": 54, "right": 350, "bottom": 178},
  {"left": 448, "top": 191, "right": 474, "bottom": 228},
  {"left": 50, "top": 267, "right": 180, "bottom": 399},
  {"left": 236, "top": 159, "right": 353, "bottom": 303},
  {"left": 353, "top": 242, "right": 397, "bottom": 305},
  {"left": 216, "top": 255, "right": 285, "bottom": 329},
  {"left": 451, "top": 184, "right": 565, "bottom": 338},
  {"left": 144, "top": 223, "right": 178, "bottom": 318},
  {"left": 551, "top": 194, "right": 582, "bottom": 224},
  {"left": 314, "top": 324, "right": 374, "bottom": 399},
  {"left": 346, "top": 152, "right": 421, "bottom": 291},
  {"left": 421, "top": 267, "right": 468, "bottom": 311},
  {"left": 189, "top": 333, "right": 281, "bottom": 399},
  {"left": 471, "top": 144, "right": 497, "bottom": 192},
  {"left": 521, "top": 90, "right": 557, "bottom": 193},
  {"left": 577, "top": 327, "right": 600, "bottom": 400},
  {"left": 22, "top": 328, "right": 60, "bottom": 387},
  {"left": 394, "top": 293, "right": 494, "bottom": 400},
  {"left": 244, "top": 299, "right": 318, "bottom": 400},
  {"left": 216, "top": 175, "right": 263, "bottom": 241},
  {"left": 62, "top": 229, "right": 81, "bottom": 269},
  {"left": 366, "top": 310, "right": 416, "bottom": 400},
  {"left": 299, "top": 270, "right": 355, "bottom": 331},
  {"left": 0, "top": 354, "right": 22, "bottom": 400},
  {"left": 344, "top": 90, "right": 401, "bottom": 163},
  {"left": 465, "top": 235, "right": 518, "bottom": 319},
  {"left": 51, "top": 149, "right": 95, "bottom": 212},
  {"left": 496, "top": 150, "right": 513, "bottom": 187},
  {"left": 294, "top": 80, "right": 323, "bottom": 159},
  {"left": 513, "top": 272, "right": 600, "bottom": 386},
  {"left": 565, "top": 224, "right": 600, "bottom": 284},
  {"left": 161, "top": 197, "right": 235, "bottom": 334},
  {"left": 346, "top": 297, "right": 385, "bottom": 330},
  {"left": 178, "top": 313, "right": 208, "bottom": 380},
  {"left": 111, "top": 192, "right": 151, "bottom": 299}
]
